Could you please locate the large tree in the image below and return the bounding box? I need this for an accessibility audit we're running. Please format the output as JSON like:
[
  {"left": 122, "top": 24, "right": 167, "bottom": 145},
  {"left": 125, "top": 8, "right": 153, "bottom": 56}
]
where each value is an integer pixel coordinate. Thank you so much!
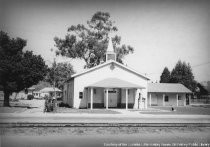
[
  {"left": 45, "top": 62, "right": 75, "bottom": 90},
  {"left": 160, "top": 67, "right": 170, "bottom": 83},
  {"left": 0, "top": 31, "right": 47, "bottom": 106},
  {"left": 170, "top": 60, "right": 197, "bottom": 92},
  {"left": 54, "top": 11, "right": 134, "bottom": 69}
]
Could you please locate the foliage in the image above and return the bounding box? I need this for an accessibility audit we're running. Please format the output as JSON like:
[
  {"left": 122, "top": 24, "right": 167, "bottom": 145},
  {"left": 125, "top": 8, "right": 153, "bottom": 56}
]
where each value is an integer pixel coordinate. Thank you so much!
[
  {"left": 0, "top": 31, "right": 47, "bottom": 106},
  {"left": 160, "top": 67, "right": 171, "bottom": 83},
  {"left": 32, "top": 81, "right": 51, "bottom": 91},
  {"left": 45, "top": 62, "right": 75, "bottom": 90},
  {"left": 44, "top": 96, "right": 57, "bottom": 112},
  {"left": 58, "top": 102, "right": 70, "bottom": 108},
  {"left": 54, "top": 11, "right": 134, "bottom": 68},
  {"left": 195, "top": 83, "right": 209, "bottom": 97},
  {"left": 27, "top": 94, "right": 34, "bottom": 100},
  {"left": 170, "top": 60, "right": 197, "bottom": 92}
]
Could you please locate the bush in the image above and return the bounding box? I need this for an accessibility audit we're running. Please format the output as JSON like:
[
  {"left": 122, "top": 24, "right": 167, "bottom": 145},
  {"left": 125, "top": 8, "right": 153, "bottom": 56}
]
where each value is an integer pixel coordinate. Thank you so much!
[
  {"left": 43, "top": 96, "right": 57, "bottom": 112},
  {"left": 58, "top": 102, "right": 70, "bottom": 108},
  {"left": 27, "top": 94, "right": 34, "bottom": 100}
]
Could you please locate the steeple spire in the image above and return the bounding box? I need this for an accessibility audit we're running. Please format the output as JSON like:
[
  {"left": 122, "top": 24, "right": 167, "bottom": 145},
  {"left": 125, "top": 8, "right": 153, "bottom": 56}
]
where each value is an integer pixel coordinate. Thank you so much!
[
  {"left": 107, "top": 37, "right": 114, "bottom": 52},
  {"left": 106, "top": 37, "right": 116, "bottom": 61}
]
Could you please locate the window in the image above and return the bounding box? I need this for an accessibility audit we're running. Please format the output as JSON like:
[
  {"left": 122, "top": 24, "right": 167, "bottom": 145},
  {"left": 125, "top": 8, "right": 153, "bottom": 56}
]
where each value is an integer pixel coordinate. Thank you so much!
[
  {"left": 178, "top": 95, "right": 181, "bottom": 100},
  {"left": 79, "top": 92, "right": 83, "bottom": 99},
  {"left": 94, "top": 89, "right": 96, "bottom": 94},
  {"left": 165, "top": 96, "right": 169, "bottom": 102}
]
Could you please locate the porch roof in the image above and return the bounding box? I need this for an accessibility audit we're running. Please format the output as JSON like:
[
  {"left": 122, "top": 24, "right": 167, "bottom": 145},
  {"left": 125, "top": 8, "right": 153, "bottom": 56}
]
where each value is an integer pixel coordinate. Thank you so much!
[{"left": 87, "top": 78, "right": 145, "bottom": 89}]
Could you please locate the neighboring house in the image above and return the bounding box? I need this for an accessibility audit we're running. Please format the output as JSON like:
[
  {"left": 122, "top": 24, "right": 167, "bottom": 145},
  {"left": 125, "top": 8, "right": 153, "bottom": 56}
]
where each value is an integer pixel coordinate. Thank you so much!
[
  {"left": 10, "top": 87, "right": 35, "bottom": 100},
  {"left": 63, "top": 39, "right": 150, "bottom": 109},
  {"left": 35, "top": 87, "right": 62, "bottom": 99},
  {"left": 33, "top": 90, "right": 42, "bottom": 99},
  {"left": 148, "top": 83, "right": 192, "bottom": 106}
]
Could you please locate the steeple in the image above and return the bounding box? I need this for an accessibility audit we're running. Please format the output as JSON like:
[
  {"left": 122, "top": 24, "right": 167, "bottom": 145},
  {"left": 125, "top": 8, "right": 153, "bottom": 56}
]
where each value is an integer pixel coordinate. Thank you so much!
[{"left": 106, "top": 37, "right": 116, "bottom": 61}]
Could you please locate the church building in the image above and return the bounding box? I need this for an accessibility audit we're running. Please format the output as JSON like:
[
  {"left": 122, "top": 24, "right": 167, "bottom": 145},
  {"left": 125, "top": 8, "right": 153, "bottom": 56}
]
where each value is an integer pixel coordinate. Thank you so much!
[
  {"left": 63, "top": 38, "right": 192, "bottom": 109},
  {"left": 63, "top": 38, "right": 149, "bottom": 109}
]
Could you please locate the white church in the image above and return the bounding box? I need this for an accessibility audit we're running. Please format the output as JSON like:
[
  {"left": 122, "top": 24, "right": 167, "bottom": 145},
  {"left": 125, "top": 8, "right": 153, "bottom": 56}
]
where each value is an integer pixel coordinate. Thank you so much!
[{"left": 63, "top": 38, "right": 192, "bottom": 109}]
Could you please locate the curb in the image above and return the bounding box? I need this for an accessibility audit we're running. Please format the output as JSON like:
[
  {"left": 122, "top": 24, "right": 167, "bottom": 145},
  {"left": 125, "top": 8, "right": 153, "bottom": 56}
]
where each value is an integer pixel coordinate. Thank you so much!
[{"left": 1, "top": 123, "right": 210, "bottom": 128}]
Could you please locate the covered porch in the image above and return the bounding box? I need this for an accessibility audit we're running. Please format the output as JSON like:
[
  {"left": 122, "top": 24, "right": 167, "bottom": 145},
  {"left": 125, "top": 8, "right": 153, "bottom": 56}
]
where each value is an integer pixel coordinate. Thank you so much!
[{"left": 85, "top": 78, "right": 146, "bottom": 110}]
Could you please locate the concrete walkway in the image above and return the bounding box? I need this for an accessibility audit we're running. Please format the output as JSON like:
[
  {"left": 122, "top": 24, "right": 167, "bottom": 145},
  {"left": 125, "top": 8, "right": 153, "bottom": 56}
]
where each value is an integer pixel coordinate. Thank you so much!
[{"left": 1, "top": 111, "right": 210, "bottom": 124}]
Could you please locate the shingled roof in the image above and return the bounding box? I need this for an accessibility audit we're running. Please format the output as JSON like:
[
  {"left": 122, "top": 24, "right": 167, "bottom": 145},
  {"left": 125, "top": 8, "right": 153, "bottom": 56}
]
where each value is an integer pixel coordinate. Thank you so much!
[{"left": 148, "top": 83, "right": 192, "bottom": 93}]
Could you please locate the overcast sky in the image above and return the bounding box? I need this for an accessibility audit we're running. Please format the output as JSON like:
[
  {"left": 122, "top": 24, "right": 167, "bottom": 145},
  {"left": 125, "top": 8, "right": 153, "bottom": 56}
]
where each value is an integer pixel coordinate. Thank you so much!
[{"left": 1, "top": 0, "right": 209, "bottom": 82}]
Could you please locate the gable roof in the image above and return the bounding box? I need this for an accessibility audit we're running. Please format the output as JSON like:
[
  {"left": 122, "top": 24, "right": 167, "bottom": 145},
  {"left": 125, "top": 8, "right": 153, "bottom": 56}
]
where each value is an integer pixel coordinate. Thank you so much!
[
  {"left": 39, "top": 87, "right": 61, "bottom": 92},
  {"left": 148, "top": 83, "right": 192, "bottom": 93},
  {"left": 88, "top": 78, "right": 145, "bottom": 89},
  {"left": 70, "top": 60, "right": 150, "bottom": 80}
]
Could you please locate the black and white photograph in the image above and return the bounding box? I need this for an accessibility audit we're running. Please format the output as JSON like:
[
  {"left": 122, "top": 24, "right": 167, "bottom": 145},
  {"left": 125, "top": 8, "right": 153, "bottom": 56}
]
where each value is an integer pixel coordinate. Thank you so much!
[{"left": 0, "top": 0, "right": 210, "bottom": 146}]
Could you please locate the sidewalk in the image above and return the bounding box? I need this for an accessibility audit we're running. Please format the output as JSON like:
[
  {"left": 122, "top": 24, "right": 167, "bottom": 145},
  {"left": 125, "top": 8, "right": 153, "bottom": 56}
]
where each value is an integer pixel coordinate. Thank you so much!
[{"left": 1, "top": 111, "right": 210, "bottom": 124}]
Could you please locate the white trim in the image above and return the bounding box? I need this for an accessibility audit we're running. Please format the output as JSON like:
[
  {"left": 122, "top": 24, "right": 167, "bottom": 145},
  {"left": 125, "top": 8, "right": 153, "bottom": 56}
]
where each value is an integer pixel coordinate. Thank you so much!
[{"left": 70, "top": 60, "right": 149, "bottom": 80}]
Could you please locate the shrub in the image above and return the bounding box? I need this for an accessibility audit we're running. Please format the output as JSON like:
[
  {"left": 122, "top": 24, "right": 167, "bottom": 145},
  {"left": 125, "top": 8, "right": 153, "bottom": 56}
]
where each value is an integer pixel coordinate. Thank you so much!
[
  {"left": 43, "top": 96, "right": 57, "bottom": 112},
  {"left": 58, "top": 102, "right": 70, "bottom": 108},
  {"left": 27, "top": 94, "right": 34, "bottom": 100}
]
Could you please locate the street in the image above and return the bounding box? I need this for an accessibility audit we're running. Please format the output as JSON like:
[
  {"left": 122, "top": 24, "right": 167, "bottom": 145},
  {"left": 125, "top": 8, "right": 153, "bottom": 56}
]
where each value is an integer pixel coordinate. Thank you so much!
[{"left": 1, "top": 127, "right": 210, "bottom": 147}]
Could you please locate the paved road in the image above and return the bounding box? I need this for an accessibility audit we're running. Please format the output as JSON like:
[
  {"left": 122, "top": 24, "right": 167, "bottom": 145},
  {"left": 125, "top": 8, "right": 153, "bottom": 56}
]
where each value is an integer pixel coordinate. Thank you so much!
[{"left": 1, "top": 129, "right": 210, "bottom": 147}]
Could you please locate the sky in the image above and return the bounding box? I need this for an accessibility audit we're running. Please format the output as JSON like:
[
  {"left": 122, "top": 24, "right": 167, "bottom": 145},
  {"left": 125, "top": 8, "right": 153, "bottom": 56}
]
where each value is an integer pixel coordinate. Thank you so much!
[{"left": 0, "top": 0, "right": 210, "bottom": 82}]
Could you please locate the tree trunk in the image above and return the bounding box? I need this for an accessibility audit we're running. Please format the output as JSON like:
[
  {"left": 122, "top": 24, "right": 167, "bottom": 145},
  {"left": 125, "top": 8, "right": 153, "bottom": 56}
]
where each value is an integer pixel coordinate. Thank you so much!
[{"left": 3, "top": 91, "right": 10, "bottom": 107}]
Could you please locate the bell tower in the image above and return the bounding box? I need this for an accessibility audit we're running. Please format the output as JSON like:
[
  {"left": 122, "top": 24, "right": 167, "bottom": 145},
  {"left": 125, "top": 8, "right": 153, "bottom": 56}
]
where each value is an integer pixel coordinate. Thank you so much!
[{"left": 106, "top": 37, "right": 116, "bottom": 61}]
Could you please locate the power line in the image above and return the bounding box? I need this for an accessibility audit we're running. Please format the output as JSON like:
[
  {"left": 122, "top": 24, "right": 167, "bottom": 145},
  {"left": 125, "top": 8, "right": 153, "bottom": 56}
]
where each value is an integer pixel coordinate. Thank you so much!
[{"left": 192, "top": 61, "right": 210, "bottom": 68}]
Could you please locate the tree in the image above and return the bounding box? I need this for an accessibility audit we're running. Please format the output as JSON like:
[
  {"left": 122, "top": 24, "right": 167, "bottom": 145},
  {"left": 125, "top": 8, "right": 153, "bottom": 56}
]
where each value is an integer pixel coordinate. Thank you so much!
[
  {"left": 160, "top": 67, "right": 170, "bottom": 83},
  {"left": 0, "top": 31, "right": 47, "bottom": 106},
  {"left": 54, "top": 11, "right": 134, "bottom": 69},
  {"left": 195, "top": 83, "right": 208, "bottom": 98},
  {"left": 45, "top": 62, "right": 75, "bottom": 90},
  {"left": 170, "top": 60, "right": 197, "bottom": 92}
]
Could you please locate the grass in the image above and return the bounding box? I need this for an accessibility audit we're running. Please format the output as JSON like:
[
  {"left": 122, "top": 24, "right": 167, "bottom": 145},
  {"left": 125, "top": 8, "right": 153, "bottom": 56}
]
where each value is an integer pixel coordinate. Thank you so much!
[
  {"left": 0, "top": 100, "right": 30, "bottom": 113},
  {"left": 140, "top": 106, "right": 210, "bottom": 115},
  {"left": 55, "top": 107, "right": 121, "bottom": 114}
]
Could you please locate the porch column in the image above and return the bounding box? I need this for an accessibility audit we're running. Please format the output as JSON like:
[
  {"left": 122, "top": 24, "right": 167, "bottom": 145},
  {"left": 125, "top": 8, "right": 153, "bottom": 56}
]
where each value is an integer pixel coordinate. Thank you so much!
[
  {"left": 139, "top": 91, "right": 142, "bottom": 110},
  {"left": 106, "top": 88, "right": 108, "bottom": 109},
  {"left": 125, "top": 89, "right": 128, "bottom": 110},
  {"left": 184, "top": 95, "right": 186, "bottom": 106},
  {"left": 189, "top": 94, "right": 191, "bottom": 105},
  {"left": 149, "top": 93, "right": 152, "bottom": 107},
  {"left": 145, "top": 94, "right": 148, "bottom": 109},
  {"left": 134, "top": 89, "right": 139, "bottom": 109},
  {"left": 162, "top": 94, "right": 165, "bottom": 106},
  {"left": 90, "top": 88, "right": 93, "bottom": 109},
  {"left": 176, "top": 94, "right": 179, "bottom": 107}
]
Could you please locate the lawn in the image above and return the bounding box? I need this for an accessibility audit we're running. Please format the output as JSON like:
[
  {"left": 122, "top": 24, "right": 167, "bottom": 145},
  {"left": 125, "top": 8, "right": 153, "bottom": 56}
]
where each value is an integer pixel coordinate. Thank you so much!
[
  {"left": 55, "top": 107, "right": 121, "bottom": 114},
  {"left": 140, "top": 106, "right": 210, "bottom": 115},
  {"left": 0, "top": 100, "right": 29, "bottom": 113},
  {"left": 0, "top": 99, "right": 44, "bottom": 113}
]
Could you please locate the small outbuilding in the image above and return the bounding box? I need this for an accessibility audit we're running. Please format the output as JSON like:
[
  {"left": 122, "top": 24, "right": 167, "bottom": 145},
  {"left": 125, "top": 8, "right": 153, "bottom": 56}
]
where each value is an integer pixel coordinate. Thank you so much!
[{"left": 148, "top": 83, "right": 192, "bottom": 107}]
